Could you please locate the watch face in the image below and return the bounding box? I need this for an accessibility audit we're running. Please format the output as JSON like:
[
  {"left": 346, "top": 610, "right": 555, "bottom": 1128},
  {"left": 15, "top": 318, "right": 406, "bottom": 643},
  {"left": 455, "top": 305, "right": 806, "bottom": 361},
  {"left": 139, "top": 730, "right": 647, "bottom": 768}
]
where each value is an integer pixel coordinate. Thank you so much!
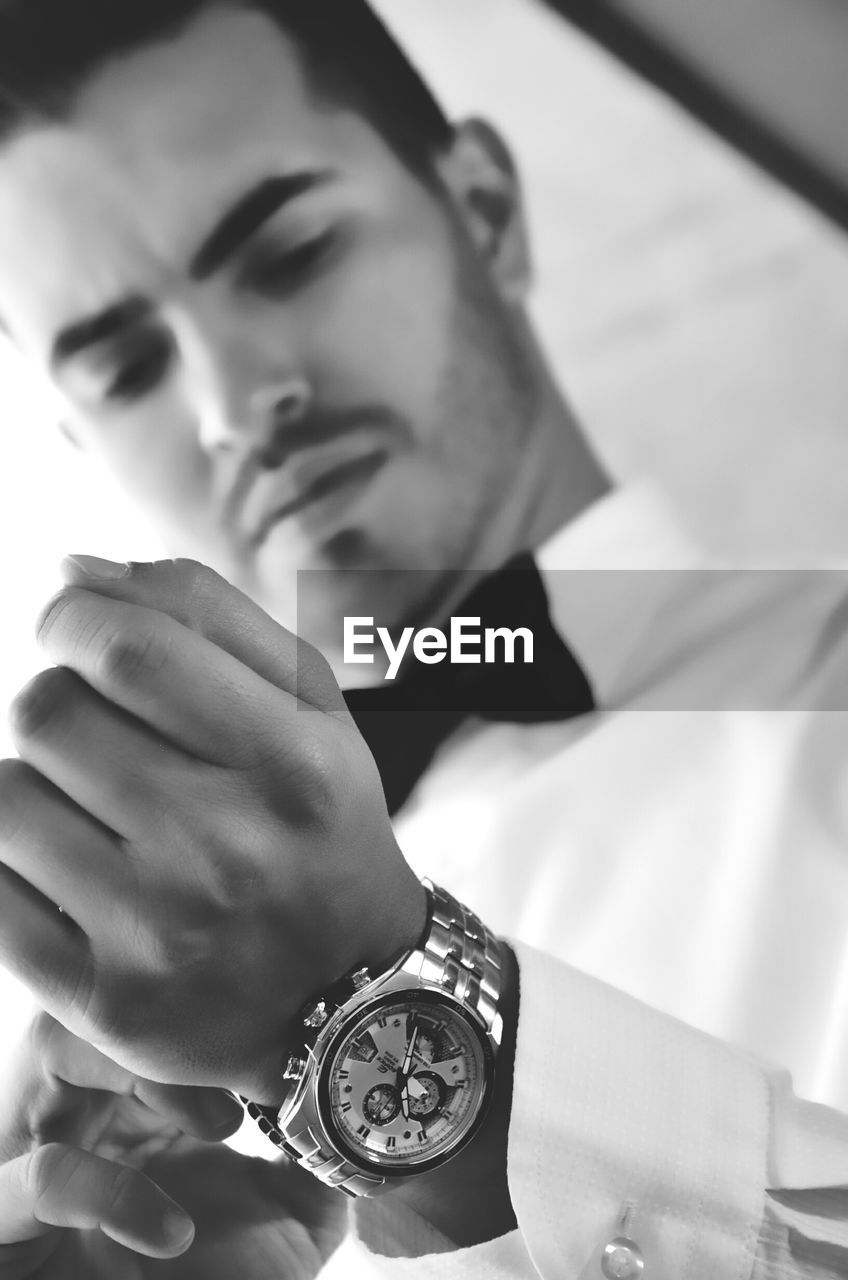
[{"left": 319, "top": 991, "right": 493, "bottom": 1176}]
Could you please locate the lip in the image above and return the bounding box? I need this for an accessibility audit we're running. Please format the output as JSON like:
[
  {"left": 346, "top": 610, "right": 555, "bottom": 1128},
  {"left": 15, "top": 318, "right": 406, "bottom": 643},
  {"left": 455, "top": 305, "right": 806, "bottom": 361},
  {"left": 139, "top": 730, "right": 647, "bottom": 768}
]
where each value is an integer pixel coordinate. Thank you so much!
[{"left": 251, "top": 449, "right": 388, "bottom": 545}]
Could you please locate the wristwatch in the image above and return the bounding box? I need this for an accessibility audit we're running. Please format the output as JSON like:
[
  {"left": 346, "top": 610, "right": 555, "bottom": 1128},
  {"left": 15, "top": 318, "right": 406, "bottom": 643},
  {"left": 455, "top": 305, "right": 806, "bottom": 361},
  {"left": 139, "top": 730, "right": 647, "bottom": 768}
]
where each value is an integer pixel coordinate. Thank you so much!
[{"left": 243, "top": 880, "right": 505, "bottom": 1197}]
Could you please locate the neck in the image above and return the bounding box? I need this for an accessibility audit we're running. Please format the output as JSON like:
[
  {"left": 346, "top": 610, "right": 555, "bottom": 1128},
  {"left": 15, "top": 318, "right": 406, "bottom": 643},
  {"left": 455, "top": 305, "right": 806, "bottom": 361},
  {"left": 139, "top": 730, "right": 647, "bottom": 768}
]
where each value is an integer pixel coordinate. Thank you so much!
[
  {"left": 418, "top": 351, "right": 609, "bottom": 642},
  {"left": 469, "top": 332, "right": 611, "bottom": 571}
]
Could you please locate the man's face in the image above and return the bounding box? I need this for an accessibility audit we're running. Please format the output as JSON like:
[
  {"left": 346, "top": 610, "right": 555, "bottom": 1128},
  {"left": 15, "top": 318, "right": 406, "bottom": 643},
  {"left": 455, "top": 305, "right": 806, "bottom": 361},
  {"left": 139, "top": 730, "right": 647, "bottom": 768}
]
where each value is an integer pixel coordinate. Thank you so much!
[{"left": 0, "top": 6, "right": 536, "bottom": 653}]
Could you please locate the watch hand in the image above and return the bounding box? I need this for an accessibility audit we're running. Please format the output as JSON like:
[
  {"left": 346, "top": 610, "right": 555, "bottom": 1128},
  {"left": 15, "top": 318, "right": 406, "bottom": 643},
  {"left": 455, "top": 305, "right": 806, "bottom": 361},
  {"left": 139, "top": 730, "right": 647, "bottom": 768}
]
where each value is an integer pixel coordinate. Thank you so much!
[
  {"left": 401, "top": 1022, "right": 419, "bottom": 1077},
  {"left": 401, "top": 1083, "right": 410, "bottom": 1120}
]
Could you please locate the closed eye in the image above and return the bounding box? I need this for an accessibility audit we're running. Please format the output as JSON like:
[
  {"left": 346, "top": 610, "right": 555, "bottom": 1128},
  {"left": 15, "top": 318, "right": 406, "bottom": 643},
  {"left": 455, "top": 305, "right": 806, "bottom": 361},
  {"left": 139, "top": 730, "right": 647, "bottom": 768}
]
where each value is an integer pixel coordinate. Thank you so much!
[
  {"left": 104, "top": 331, "right": 174, "bottom": 403},
  {"left": 240, "top": 229, "right": 338, "bottom": 296}
]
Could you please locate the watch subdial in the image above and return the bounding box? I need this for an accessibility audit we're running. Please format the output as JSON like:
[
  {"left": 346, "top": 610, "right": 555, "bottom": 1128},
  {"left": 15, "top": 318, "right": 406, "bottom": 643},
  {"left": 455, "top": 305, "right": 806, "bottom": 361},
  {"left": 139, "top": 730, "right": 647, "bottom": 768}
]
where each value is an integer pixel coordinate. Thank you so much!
[
  {"left": 414, "top": 1032, "right": 437, "bottom": 1065},
  {"left": 406, "top": 1071, "right": 445, "bottom": 1120},
  {"left": 362, "top": 1082, "right": 401, "bottom": 1127}
]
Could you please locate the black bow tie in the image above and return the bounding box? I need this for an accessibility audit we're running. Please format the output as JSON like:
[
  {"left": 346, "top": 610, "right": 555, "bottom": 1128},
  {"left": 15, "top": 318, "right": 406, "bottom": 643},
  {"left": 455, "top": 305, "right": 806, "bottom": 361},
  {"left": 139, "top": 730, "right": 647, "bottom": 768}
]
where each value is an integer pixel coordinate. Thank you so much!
[{"left": 343, "top": 554, "right": 595, "bottom": 815}]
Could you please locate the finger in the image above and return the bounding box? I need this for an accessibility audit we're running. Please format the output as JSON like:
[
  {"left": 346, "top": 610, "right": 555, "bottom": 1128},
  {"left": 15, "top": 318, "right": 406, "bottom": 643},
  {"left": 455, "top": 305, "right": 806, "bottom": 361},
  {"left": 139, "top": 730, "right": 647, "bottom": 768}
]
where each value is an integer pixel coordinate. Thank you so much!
[
  {"left": 7, "top": 670, "right": 210, "bottom": 840},
  {"left": 133, "top": 1083, "right": 244, "bottom": 1142},
  {"left": 0, "top": 861, "right": 90, "bottom": 1021},
  {"left": 0, "top": 758, "right": 126, "bottom": 923},
  {"left": 35, "top": 585, "right": 299, "bottom": 766},
  {"left": 36, "top": 1018, "right": 244, "bottom": 1142},
  {"left": 59, "top": 556, "right": 352, "bottom": 721},
  {"left": 0, "top": 1144, "right": 194, "bottom": 1258}
]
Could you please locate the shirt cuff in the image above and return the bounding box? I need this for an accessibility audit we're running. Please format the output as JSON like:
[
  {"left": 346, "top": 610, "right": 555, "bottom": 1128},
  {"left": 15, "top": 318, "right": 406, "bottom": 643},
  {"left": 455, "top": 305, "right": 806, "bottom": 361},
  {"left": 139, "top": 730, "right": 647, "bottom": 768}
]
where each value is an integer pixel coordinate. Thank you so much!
[
  {"left": 508, "top": 940, "right": 768, "bottom": 1278},
  {"left": 351, "top": 1199, "right": 538, "bottom": 1278}
]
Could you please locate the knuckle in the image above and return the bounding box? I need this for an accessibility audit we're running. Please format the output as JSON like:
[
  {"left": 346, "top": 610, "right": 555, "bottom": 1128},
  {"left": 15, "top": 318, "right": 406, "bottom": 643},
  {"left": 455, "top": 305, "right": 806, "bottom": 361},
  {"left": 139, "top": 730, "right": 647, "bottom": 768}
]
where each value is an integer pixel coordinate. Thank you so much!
[
  {"left": 105, "top": 1162, "right": 138, "bottom": 1218},
  {"left": 0, "top": 759, "right": 36, "bottom": 842},
  {"left": 27, "top": 1009, "right": 60, "bottom": 1065},
  {"left": 95, "top": 622, "right": 172, "bottom": 686},
  {"left": 267, "top": 729, "right": 339, "bottom": 826},
  {"left": 196, "top": 843, "right": 263, "bottom": 917},
  {"left": 8, "top": 667, "right": 78, "bottom": 745},
  {"left": 28, "top": 1012, "right": 84, "bottom": 1090},
  {"left": 293, "top": 636, "right": 348, "bottom": 714},
  {"left": 27, "top": 1142, "right": 73, "bottom": 1202},
  {"left": 172, "top": 559, "right": 220, "bottom": 612},
  {"left": 34, "top": 587, "right": 74, "bottom": 646},
  {"left": 299, "top": 639, "right": 335, "bottom": 690},
  {"left": 71, "top": 980, "right": 125, "bottom": 1049}
]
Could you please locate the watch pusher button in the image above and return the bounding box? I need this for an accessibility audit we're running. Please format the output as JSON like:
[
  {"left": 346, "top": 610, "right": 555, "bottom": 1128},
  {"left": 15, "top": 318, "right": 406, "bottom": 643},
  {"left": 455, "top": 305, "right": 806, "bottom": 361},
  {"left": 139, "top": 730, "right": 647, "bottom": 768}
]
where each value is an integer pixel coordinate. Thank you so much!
[
  {"left": 303, "top": 999, "right": 329, "bottom": 1029},
  {"left": 351, "top": 967, "right": 372, "bottom": 991},
  {"left": 282, "top": 1054, "right": 307, "bottom": 1083}
]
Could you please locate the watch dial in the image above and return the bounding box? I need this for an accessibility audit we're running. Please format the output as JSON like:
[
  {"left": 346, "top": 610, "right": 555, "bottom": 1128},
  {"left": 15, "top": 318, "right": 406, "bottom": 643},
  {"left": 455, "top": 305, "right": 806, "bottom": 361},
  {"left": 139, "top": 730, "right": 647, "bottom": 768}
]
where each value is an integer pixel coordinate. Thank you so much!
[{"left": 322, "top": 994, "right": 491, "bottom": 1172}]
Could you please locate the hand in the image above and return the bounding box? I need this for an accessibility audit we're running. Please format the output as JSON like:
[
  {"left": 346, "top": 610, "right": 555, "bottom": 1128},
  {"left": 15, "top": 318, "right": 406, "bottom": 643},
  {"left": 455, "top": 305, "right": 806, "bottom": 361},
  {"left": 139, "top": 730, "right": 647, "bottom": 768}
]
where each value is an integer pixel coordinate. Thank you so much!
[
  {"left": 0, "top": 1012, "right": 345, "bottom": 1280},
  {"left": 0, "top": 557, "right": 427, "bottom": 1102}
]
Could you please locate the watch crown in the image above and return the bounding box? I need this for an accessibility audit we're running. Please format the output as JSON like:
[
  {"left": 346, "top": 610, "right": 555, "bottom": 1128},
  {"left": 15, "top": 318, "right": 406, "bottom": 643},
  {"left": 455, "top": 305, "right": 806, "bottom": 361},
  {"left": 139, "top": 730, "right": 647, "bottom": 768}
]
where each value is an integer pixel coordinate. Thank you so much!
[
  {"left": 351, "top": 967, "right": 372, "bottom": 991},
  {"left": 282, "top": 1055, "right": 307, "bottom": 1083},
  {"left": 303, "top": 1000, "right": 329, "bottom": 1029}
]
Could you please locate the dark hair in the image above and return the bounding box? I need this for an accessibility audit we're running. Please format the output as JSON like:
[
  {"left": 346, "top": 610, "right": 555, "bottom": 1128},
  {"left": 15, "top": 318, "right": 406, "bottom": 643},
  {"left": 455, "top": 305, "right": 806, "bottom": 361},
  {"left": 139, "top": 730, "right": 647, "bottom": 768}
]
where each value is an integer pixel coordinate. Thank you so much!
[{"left": 0, "top": 0, "right": 454, "bottom": 173}]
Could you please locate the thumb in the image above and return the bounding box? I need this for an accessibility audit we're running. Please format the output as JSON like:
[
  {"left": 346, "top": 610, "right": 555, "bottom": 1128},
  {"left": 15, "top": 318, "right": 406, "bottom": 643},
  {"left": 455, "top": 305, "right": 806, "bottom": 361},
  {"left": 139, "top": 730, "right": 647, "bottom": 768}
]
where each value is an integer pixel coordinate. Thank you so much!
[{"left": 1, "top": 1143, "right": 195, "bottom": 1258}]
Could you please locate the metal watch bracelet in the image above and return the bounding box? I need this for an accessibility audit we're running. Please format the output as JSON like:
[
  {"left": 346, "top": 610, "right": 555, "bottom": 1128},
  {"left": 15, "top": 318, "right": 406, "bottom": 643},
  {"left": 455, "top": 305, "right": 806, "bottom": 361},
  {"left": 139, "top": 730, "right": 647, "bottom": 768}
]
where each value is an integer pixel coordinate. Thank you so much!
[{"left": 242, "top": 880, "right": 505, "bottom": 1197}]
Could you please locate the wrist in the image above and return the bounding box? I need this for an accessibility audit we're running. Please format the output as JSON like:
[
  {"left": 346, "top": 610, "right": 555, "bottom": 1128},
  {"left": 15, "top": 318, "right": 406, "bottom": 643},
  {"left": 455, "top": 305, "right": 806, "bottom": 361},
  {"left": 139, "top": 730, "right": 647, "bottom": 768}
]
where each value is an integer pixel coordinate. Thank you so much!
[
  {"left": 250, "top": 864, "right": 429, "bottom": 1106},
  {"left": 364, "top": 859, "right": 430, "bottom": 975},
  {"left": 242, "top": 881, "right": 513, "bottom": 1214}
]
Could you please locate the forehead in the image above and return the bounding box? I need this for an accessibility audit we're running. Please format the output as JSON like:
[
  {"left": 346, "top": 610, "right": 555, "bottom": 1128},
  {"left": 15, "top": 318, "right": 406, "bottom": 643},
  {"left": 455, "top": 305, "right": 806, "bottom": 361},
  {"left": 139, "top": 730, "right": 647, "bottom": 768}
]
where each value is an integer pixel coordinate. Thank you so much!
[{"left": 0, "top": 6, "right": 399, "bottom": 354}]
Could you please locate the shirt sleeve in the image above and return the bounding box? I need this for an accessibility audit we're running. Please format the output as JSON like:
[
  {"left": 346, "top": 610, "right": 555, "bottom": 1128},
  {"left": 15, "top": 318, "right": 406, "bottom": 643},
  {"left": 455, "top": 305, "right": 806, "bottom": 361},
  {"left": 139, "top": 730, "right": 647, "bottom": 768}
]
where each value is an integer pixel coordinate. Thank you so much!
[{"left": 342, "top": 941, "right": 848, "bottom": 1278}]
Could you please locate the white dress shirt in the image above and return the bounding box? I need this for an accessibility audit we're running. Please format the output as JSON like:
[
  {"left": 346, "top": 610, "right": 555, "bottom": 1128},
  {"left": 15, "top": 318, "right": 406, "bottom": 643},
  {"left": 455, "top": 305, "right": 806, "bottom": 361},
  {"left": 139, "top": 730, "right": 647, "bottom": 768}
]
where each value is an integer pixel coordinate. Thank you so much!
[{"left": 322, "top": 486, "right": 848, "bottom": 1278}]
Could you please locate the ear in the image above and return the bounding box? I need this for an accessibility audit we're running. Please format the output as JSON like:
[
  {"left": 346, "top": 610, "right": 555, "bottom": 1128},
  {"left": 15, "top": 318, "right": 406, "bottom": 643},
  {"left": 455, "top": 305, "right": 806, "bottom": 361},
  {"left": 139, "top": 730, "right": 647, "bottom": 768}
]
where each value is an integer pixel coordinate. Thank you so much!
[{"left": 437, "top": 118, "right": 532, "bottom": 304}]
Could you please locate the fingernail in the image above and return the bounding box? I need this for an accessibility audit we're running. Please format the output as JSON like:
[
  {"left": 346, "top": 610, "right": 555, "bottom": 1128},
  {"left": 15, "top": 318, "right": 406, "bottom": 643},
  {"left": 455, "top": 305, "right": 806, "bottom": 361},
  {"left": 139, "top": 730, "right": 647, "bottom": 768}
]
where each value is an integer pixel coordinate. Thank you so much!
[
  {"left": 162, "top": 1206, "right": 195, "bottom": 1252},
  {"left": 62, "top": 554, "right": 130, "bottom": 581}
]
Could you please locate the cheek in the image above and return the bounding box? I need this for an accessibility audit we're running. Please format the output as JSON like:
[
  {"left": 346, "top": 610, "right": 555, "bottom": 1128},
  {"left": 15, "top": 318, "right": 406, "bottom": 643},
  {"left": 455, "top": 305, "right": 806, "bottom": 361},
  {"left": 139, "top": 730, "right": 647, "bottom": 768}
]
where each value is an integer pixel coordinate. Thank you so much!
[
  {"left": 66, "top": 400, "right": 210, "bottom": 517},
  {"left": 302, "top": 223, "right": 456, "bottom": 424}
]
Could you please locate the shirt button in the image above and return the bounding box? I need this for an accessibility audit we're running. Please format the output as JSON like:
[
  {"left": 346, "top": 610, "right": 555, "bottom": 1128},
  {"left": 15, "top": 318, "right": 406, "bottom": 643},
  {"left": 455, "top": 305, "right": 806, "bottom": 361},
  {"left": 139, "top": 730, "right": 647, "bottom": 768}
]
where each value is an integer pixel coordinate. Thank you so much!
[{"left": 601, "top": 1237, "right": 645, "bottom": 1279}]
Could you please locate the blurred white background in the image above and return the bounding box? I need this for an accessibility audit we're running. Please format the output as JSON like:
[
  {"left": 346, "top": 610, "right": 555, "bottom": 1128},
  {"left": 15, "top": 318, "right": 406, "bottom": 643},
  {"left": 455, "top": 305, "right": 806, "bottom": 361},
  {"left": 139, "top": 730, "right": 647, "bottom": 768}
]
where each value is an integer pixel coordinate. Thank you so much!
[{"left": 2, "top": 0, "right": 847, "bottom": 1033}]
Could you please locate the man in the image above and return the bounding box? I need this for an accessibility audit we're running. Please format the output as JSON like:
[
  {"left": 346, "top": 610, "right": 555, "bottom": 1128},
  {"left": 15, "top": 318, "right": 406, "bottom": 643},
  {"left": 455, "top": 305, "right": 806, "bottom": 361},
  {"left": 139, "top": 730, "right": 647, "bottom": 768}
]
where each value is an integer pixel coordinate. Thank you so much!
[{"left": 0, "top": 1, "right": 847, "bottom": 1276}]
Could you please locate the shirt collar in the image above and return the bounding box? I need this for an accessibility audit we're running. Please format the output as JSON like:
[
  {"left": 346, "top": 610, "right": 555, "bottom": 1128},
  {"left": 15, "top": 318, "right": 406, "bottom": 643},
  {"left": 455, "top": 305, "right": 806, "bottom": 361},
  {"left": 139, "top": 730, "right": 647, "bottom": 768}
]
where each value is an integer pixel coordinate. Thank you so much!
[{"left": 535, "top": 484, "right": 709, "bottom": 704}]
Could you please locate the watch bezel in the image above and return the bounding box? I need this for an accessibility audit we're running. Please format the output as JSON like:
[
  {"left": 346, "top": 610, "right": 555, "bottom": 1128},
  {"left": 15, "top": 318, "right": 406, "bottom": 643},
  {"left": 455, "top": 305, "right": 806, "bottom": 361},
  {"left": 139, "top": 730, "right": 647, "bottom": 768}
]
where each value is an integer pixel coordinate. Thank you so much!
[{"left": 315, "top": 988, "right": 497, "bottom": 1180}]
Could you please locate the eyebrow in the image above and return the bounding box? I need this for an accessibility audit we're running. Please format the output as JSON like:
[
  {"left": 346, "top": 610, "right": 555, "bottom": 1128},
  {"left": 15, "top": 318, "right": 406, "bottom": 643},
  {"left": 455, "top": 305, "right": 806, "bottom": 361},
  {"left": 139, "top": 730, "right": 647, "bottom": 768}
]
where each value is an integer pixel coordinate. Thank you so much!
[
  {"left": 51, "top": 297, "right": 153, "bottom": 369},
  {"left": 189, "top": 171, "right": 330, "bottom": 281},
  {"left": 48, "top": 171, "right": 330, "bottom": 370}
]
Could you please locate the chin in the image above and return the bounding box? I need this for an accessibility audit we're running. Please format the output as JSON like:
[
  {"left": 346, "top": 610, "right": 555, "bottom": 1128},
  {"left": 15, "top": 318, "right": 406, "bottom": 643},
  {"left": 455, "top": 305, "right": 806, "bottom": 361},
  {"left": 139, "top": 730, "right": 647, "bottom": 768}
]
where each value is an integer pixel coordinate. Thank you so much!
[{"left": 255, "top": 518, "right": 459, "bottom": 641}]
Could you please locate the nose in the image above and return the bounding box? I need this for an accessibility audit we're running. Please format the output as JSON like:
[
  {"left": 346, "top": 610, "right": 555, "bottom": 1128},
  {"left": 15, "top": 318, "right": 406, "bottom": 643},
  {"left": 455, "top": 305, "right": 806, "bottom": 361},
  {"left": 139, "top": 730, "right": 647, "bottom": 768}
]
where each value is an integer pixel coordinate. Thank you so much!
[
  {"left": 197, "top": 373, "right": 314, "bottom": 464},
  {"left": 248, "top": 379, "right": 314, "bottom": 467}
]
